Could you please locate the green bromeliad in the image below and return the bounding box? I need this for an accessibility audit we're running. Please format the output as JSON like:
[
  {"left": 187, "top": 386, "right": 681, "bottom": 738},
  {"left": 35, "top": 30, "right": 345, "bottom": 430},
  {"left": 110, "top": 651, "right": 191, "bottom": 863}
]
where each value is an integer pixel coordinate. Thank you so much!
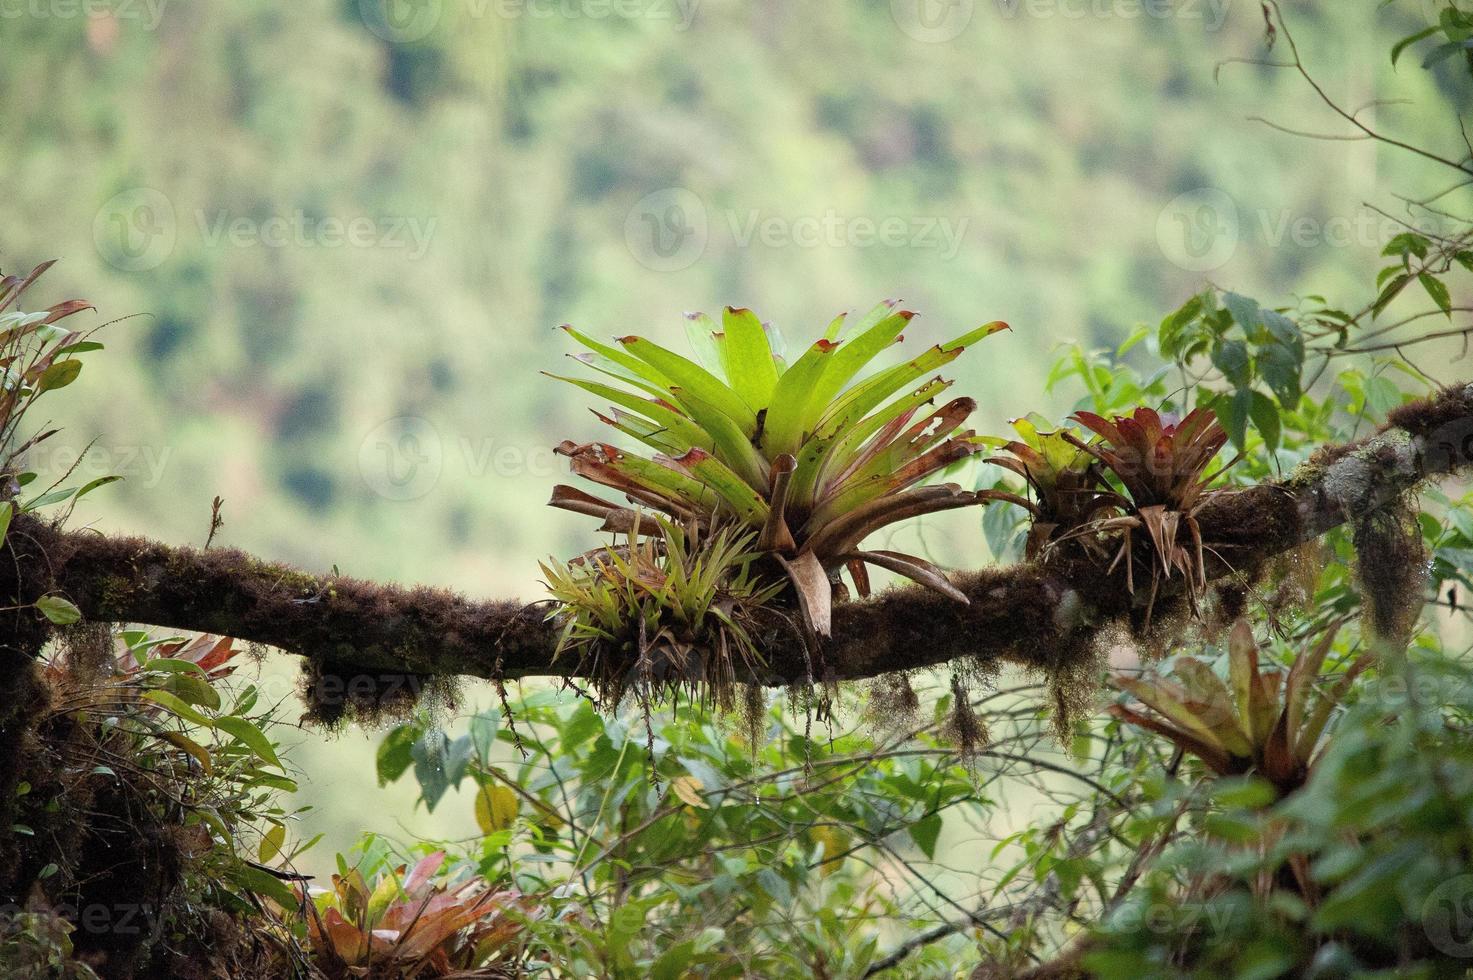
[{"left": 547, "top": 301, "right": 1010, "bottom": 636}]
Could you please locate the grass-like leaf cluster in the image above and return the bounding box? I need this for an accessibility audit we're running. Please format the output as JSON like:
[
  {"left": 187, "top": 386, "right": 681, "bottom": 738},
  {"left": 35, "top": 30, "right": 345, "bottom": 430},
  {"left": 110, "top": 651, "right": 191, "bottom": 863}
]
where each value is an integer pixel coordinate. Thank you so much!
[{"left": 541, "top": 518, "right": 783, "bottom": 709}]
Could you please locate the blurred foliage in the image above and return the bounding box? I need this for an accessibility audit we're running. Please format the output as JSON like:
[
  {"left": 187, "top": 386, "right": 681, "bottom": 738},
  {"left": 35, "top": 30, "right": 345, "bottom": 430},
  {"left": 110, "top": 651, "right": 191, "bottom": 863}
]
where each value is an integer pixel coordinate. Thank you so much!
[
  {"left": 368, "top": 686, "right": 1016, "bottom": 976},
  {"left": 3, "top": 0, "right": 1467, "bottom": 591}
]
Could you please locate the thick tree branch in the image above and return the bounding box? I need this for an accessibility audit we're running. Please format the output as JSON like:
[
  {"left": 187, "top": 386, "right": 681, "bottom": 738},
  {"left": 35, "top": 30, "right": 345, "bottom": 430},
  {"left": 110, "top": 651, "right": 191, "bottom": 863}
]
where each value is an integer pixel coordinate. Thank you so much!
[{"left": 5, "top": 384, "right": 1471, "bottom": 686}]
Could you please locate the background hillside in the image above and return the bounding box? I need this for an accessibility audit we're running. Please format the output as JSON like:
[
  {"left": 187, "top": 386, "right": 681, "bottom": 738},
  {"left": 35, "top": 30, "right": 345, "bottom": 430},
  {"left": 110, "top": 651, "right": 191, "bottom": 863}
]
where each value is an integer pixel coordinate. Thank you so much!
[{"left": 5, "top": 0, "right": 1469, "bottom": 871}]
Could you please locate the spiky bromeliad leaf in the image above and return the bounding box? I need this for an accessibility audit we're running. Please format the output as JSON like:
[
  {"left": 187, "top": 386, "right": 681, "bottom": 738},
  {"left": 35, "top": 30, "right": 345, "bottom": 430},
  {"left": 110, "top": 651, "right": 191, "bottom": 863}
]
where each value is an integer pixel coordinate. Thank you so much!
[
  {"left": 550, "top": 303, "right": 1010, "bottom": 635},
  {"left": 1109, "top": 618, "right": 1369, "bottom": 798},
  {"left": 980, "top": 414, "right": 1123, "bottom": 559},
  {"left": 1064, "top": 406, "right": 1230, "bottom": 621}
]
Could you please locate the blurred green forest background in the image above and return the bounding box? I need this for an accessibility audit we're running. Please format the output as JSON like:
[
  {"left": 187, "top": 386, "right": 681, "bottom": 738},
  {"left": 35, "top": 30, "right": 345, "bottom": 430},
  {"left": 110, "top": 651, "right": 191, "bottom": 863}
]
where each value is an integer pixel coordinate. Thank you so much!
[{"left": 4, "top": 0, "right": 1469, "bottom": 874}]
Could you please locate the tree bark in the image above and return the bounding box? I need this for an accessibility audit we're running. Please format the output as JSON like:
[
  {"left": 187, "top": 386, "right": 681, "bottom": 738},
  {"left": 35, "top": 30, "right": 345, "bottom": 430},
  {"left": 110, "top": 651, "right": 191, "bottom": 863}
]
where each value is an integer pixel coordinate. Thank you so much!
[{"left": 5, "top": 384, "right": 1471, "bottom": 687}]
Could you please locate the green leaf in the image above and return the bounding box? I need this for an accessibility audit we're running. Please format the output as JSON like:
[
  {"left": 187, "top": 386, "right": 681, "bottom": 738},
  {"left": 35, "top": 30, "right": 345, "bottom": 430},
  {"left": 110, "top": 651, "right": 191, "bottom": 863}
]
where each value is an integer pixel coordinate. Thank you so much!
[
  {"left": 560, "top": 324, "right": 672, "bottom": 393},
  {"left": 1391, "top": 25, "right": 1439, "bottom": 66},
  {"left": 142, "top": 690, "right": 215, "bottom": 728},
  {"left": 0, "top": 501, "right": 13, "bottom": 545},
  {"left": 157, "top": 672, "right": 223, "bottom": 711},
  {"left": 819, "top": 321, "right": 1006, "bottom": 435},
  {"left": 1210, "top": 339, "right": 1251, "bottom": 387},
  {"left": 545, "top": 373, "right": 710, "bottom": 452},
  {"left": 36, "top": 360, "right": 82, "bottom": 393},
  {"left": 74, "top": 475, "right": 122, "bottom": 501},
  {"left": 1223, "top": 292, "right": 1261, "bottom": 332},
  {"left": 35, "top": 595, "right": 81, "bottom": 625},
  {"left": 982, "top": 486, "right": 1026, "bottom": 563},
  {"left": 761, "top": 338, "right": 843, "bottom": 456},
  {"left": 1419, "top": 273, "right": 1453, "bottom": 316},
  {"left": 718, "top": 306, "right": 780, "bottom": 408},
  {"left": 227, "top": 864, "right": 297, "bottom": 908},
  {"left": 1257, "top": 343, "right": 1302, "bottom": 408},
  {"left": 662, "top": 387, "right": 768, "bottom": 490},
  {"left": 619, "top": 336, "right": 758, "bottom": 434},
  {"left": 1216, "top": 388, "right": 1253, "bottom": 450},
  {"left": 651, "top": 940, "right": 698, "bottom": 980},
  {"left": 1249, "top": 390, "right": 1281, "bottom": 453},
  {"left": 801, "top": 310, "right": 914, "bottom": 419},
  {"left": 1383, "top": 232, "right": 1430, "bottom": 259},
  {"left": 1365, "top": 376, "right": 1403, "bottom": 418},
  {"left": 1258, "top": 310, "right": 1300, "bottom": 347},
  {"left": 909, "top": 813, "right": 943, "bottom": 859},
  {"left": 1159, "top": 294, "right": 1204, "bottom": 358},
  {"left": 55, "top": 341, "right": 103, "bottom": 355},
  {"left": 141, "top": 656, "right": 208, "bottom": 677},
  {"left": 793, "top": 376, "right": 953, "bottom": 506},
  {"left": 1372, "top": 273, "right": 1411, "bottom": 317},
  {"left": 682, "top": 313, "right": 723, "bottom": 373},
  {"left": 245, "top": 770, "right": 298, "bottom": 793},
  {"left": 259, "top": 822, "right": 287, "bottom": 863},
  {"left": 158, "top": 731, "right": 213, "bottom": 774},
  {"left": 215, "top": 716, "right": 283, "bottom": 770},
  {"left": 24, "top": 487, "right": 77, "bottom": 510},
  {"left": 668, "top": 448, "right": 768, "bottom": 526}
]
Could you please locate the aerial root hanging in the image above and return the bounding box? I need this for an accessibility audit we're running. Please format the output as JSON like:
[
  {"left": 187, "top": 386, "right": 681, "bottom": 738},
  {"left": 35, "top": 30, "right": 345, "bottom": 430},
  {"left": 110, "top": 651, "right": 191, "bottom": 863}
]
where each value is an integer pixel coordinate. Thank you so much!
[
  {"left": 1352, "top": 497, "right": 1428, "bottom": 651},
  {"left": 298, "top": 656, "right": 460, "bottom": 730}
]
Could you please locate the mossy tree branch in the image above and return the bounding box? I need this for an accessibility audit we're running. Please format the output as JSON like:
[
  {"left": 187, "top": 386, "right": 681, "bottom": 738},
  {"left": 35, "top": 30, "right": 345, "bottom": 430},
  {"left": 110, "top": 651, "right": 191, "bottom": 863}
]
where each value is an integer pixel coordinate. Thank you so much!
[{"left": 4, "top": 384, "right": 1471, "bottom": 687}]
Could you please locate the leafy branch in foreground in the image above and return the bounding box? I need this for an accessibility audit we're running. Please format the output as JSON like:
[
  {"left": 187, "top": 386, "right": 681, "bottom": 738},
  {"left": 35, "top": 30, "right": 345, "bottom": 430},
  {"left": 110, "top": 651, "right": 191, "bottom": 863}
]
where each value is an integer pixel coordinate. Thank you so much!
[
  {"left": 0, "top": 261, "right": 109, "bottom": 498},
  {"left": 547, "top": 302, "right": 1010, "bottom": 640}
]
